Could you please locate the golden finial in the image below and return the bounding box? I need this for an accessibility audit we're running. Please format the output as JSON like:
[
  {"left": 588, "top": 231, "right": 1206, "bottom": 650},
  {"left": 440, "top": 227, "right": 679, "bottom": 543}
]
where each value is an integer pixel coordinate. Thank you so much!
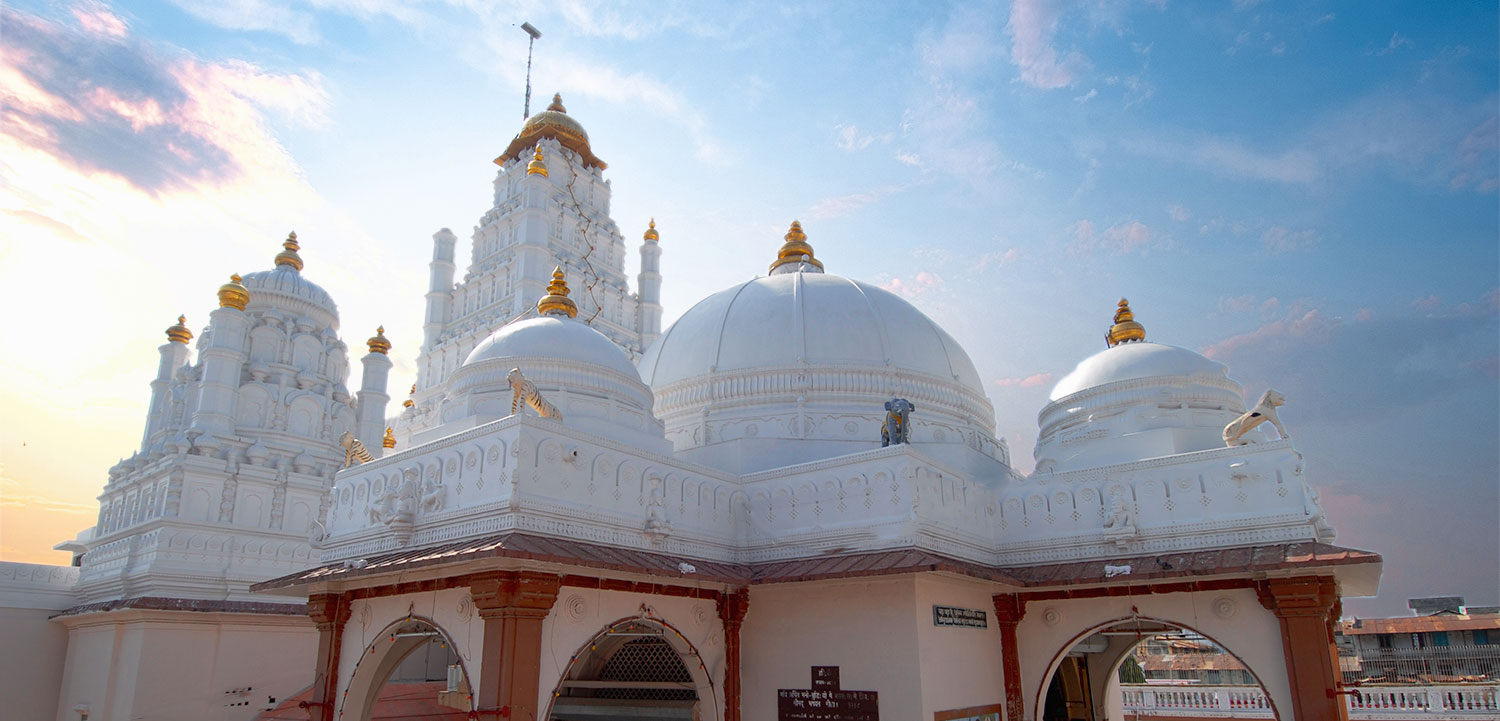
[
  {"left": 366, "top": 325, "right": 391, "bottom": 354},
  {"left": 526, "top": 143, "right": 549, "bottom": 177},
  {"left": 537, "top": 265, "right": 578, "bottom": 318},
  {"left": 1106, "top": 298, "right": 1147, "bottom": 348},
  {"left": 403, "top": 383, "right": 415, "bottom": 408},
  {"left": 273, "top": 231, "right": 303, "bottom": 271},
  {"left": 768, "top": 220, "right": 825, "bottom": 275},
  {"left": 547, "top": 93, "right": 567, "bottom": 113},
  {"left": 217, "top": 274, "right": 249, "bottom": 310},
  {"left": 382, "top": 427, "right": 396, "bottom": 449},
  {"left": 643, "top": 218, "right": 659, "bottom": 242},
  {"left": 165, "top": 315, "right": 193, "bottom": 344}
]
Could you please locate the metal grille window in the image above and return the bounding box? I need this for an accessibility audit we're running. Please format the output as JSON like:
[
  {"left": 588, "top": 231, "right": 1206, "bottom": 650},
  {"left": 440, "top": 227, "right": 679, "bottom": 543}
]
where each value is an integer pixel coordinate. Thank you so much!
[{"left": 593, "top": 637, "right": 696, "bottom": 700}]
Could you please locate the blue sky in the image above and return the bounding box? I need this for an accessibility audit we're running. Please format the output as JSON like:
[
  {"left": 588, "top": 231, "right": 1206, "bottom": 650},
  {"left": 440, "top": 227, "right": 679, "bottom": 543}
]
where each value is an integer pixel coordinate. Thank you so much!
[{"left": 0, "top": 0, "right": 1495, "bottom": 618}]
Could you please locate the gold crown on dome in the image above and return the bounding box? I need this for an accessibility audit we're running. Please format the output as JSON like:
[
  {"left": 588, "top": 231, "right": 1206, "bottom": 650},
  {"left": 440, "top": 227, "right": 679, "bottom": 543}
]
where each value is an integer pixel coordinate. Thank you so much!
[
  {"left": 537, "top": 266, "right": 578, "bottom": 318},
  {"left": 526, "top": 143, "right": 549, "bottom": 177},
  {"left": 274, "top": 231, "right": 303, "bottom": 271},
  {"left": 403, "top": 383, "right": 416, "bottom": 408},
  {"left": 769, "top": 220, "right": 824, "bottom": 274},
  {"left": 382, "top": 427, "right": 396, "bottom": 449},
  {"left": 165, "top": 315, "right": 193, "bottom": 344},
  {"left": 643, "top": 218, "right": 659, "bottom": 241},
  {"left": 367, "top": 325, "right": 391, "bottom": 354},
  {"left": 217, "top": 274, "right": 249, "bottom": 310},
  {"left": 1106, "top": 298, "right": 1147, "bottom": 348}
]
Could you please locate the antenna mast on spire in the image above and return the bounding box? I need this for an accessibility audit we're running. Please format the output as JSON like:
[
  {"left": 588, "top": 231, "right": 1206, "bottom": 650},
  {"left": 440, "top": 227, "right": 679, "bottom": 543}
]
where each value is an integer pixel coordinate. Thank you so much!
[{"left": 521, "top": 22, "right": 542, "bottom": 119}]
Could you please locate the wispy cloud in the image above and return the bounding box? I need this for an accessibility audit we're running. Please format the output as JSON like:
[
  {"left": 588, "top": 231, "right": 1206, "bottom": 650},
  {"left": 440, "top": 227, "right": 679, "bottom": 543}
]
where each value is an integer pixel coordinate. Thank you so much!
[
  {"left": 1261, "top": 225, "right": 1320, "bottom": 253},
  {"left": 1006, "top": 0, "right": 1086, "bottom": 89},
  {"left": 1120, "top": 135, "right": 1321, "bottom": 185},
  {"left": 879, "top": 271, "right": 945, "bottom": 299},
  {"left": 834, "top": 124, "right": 891, "bottom": 152},
  {"left": 807, "top": 183, "right": 914, "bottom": 220},
  {"left": 993, "top": 372, "right": 1053, "bottom": 388},
  {"left": 1375, "top": 32, "right": 1413, "bottom": 56},
  {"left": 1069, "top": 218, "right": 1165, "bottom": 255}
]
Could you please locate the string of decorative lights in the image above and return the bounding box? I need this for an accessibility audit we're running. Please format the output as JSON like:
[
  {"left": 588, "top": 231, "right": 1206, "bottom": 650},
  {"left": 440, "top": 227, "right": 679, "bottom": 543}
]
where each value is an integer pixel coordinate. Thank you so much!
[{"left": 560, "top": 158, "right": 605, "bottom": 326}]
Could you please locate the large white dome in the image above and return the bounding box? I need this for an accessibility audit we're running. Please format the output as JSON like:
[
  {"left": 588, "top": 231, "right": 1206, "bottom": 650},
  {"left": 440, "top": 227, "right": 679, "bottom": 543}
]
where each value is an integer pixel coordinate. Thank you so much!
[
  {"left": 640, "top": 272, "right": 985, "bottom": 393},
  {"left": 638, "top": 271, "right": 1003, "bottom": 474}
]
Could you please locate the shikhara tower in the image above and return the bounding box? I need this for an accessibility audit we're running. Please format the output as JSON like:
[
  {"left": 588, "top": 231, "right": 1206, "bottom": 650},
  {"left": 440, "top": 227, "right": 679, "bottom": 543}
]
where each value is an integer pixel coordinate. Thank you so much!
[{"left": 404, "top": 94, "right": 662, "bottom": 442}]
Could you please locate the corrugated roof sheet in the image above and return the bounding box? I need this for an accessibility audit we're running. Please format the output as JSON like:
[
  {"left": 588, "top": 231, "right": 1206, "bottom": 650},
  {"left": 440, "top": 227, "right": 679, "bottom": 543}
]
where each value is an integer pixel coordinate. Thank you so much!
[
  {"left": 253, "top": 537, "right": 1380, "bottom": 594},
  {"left": 1341, "top": 615, "right": 1500, "bottom": 635}
]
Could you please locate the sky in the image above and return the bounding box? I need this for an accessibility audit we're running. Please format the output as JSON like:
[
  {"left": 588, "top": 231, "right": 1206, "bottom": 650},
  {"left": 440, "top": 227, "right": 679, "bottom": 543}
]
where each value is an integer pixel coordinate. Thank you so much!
[{"left": 0, "top": 0, "right": 1495, "bottom": 618}]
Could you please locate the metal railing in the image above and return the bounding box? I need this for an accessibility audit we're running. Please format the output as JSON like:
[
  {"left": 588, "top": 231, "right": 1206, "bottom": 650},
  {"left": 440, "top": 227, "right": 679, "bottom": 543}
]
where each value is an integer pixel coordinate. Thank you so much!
[
  {"left": 1121, "top": 684, "right": 1500, "bottom": 718},
  {"left": 1346, "top": 645, "right": 1500, "bottom": 683}
]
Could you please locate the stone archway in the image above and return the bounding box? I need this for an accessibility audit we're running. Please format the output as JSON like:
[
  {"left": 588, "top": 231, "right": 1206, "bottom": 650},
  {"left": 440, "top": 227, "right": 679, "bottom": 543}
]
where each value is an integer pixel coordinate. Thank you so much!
[
  {"left": 1035, "top": 616, "right": 1283, "bottom": 721},
  {"left": 340, "top": 616, "right": 473, "bottom": 721},
  {"left": 545, "top": 615, "right": 720, "bottom": 721}
]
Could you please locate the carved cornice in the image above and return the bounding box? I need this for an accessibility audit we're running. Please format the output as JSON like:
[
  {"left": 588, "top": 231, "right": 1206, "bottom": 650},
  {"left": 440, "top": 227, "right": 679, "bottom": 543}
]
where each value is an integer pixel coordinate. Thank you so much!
[
  {"left": 1256, "top": 575, "right": 1338, "bottom": 618},
  {"left": 470, "top": 570, "right": 561, "bottom": 618}
]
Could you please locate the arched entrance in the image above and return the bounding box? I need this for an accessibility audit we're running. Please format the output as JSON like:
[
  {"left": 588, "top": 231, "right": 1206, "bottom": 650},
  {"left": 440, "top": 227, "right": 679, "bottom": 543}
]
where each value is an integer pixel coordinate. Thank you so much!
[
  {"left": 341, "top": 616, "right": 473, "bottom": 720},
  {"left": 1037, "top": 616, "right": 1282, "bottom": 721},
  {"left": 546, "top": 616, "right": 719, "bottom": 721}
]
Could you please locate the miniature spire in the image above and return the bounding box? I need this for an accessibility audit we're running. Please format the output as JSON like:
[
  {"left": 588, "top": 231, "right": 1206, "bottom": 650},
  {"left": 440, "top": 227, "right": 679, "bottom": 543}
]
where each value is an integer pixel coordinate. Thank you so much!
[
  {"left": 1106, "top": 298, "right": 1147, "bottom": 348},
  {"left": 382, "top": 427, "right": 396, "bottom": 449},
  {"left": 366, "top": 325, "right": 391, "bottom": 354},
  {"left": 547, "top": 93, "right": 567, "bottom": 113},
  {"left": 526, "top": 143, "right": 549, "bottom": 177},
  {"left": 537, "top": 266, "right": 579, "bottom": 318},
  {"left": 643, "top": 218, "right": 659, "bottom": 242},
  {"left": 165, "top": 315, "right": 193, "bottom": 344},
  {"left": 217, "top": 274, "right": 249, "bottom": 310},
  {"left": 403, "top": 383, "right": 416, "bottom": 408},
  {"left": 274, "top": 231, "right": 303, "bottom": 271},
  {"left": 768, "top": 220, "right": 825, "bottom": 275}
]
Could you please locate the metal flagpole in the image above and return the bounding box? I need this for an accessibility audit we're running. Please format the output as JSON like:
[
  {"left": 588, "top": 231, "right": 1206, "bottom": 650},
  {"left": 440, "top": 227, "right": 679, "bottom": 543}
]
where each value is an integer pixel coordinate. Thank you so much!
[{"left": 521, "top": 22, "right": 542, "bottom": 119}]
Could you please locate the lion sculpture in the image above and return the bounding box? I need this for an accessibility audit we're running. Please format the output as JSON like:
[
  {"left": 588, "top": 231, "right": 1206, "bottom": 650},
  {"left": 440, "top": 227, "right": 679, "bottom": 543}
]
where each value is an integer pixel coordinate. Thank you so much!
[
  {"left": 339, "top": 431, "right": 373, "bottom": 467},
  {"left": 508, "top": 368, "right": 562, "bottom": 420},
  {"left": 881, "top": 398, "right": 914, "bottom": 447},
  {"left": 1223, "top": 389, "right": 1290, "bottom": 446}
]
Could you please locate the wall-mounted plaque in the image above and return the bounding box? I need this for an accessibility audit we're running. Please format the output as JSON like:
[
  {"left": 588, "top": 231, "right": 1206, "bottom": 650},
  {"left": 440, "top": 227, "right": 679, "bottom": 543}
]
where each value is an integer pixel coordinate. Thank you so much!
[
  {"left": 778, "top": 666, "right": 879, "bottom": 721},
  {"left": 933, "top": 605, "right": 988, "bottom": 628}
]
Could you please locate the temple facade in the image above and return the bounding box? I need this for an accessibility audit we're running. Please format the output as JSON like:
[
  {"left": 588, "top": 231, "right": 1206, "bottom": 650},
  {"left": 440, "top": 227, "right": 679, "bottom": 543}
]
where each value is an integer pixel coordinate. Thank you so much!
[{"left": 0, "top": 93, "right": 1384, "bottom": 721}]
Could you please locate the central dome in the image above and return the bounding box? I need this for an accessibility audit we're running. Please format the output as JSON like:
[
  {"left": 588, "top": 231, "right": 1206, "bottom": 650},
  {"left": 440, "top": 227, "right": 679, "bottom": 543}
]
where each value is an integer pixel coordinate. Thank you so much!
[
  {"left": 494, "top": 93, "right": 606, "bottom": 170},
  {"left": 639, "top": 268, "right": 1002, "bottom": 473}
]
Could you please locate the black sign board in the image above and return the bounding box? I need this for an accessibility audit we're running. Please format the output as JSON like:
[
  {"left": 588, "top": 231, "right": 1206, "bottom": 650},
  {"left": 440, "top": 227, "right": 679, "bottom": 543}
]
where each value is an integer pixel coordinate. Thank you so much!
[
  {"left": 933, "top": 605, "right": 988, "bottom": 628},
  {"left": 778, "top": 666, "right": 879, "bottom": 721}
]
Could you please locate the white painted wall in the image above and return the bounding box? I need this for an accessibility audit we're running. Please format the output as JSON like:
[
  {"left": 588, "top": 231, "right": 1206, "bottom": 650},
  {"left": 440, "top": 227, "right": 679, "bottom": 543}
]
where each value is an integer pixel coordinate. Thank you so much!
[{"left": 55, "top": 612, "right": 316, "bottom": 721}]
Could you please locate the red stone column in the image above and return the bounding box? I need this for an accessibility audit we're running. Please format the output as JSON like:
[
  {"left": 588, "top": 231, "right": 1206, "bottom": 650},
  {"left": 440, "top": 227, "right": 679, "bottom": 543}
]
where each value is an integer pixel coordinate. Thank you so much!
[
  {"left": 717, "top": 590, "right": 751, "bottom": 721},
  {"left": 993, "top": 594, "right": 1028, "bottom": 721},
  {"left": 470, "top": 571, "right": 562, "bottom": 718},
  {"left": 1257, "top": 576, "right": 1348, "bottom": 721},
  {"left": 306, "top": 592, "right": 351, "bottom": 721}
]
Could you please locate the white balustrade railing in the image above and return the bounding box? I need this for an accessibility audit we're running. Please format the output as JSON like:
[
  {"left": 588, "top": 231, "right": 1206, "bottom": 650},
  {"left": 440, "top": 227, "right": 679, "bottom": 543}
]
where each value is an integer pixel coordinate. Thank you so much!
[{"left": 1121, "top": 684, "right": 1499, "bottom": 718}]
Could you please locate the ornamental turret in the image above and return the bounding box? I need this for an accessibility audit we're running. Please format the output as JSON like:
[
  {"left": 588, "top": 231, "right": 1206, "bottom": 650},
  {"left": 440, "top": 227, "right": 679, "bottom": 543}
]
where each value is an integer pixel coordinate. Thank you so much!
[
  {"left": 143, "top": 315, "right": 194, "bottom": 444},
  {"left": 637, "top": 219, "right": 663, "bottom": 343},
  {"left": 358, "top": 326, "right": 393, "bottom": 457}
]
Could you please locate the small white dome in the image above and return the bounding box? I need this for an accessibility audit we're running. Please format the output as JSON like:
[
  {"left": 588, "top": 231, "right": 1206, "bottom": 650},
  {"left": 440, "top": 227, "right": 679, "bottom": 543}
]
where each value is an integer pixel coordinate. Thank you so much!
[
  {"left": 1049, "top": 342, "right": 1227, "bottom": 401},
  {"left": 443, "top": 316, "right": 666, "bottom": 451},
  {"left": 465, "top": 316, "right": 639, "bottom": 380},
  {"left": 242, "top": 265, "right": 338, "bottom": 325},
  {"left": 1036, "top": 341, "right": 1246, "bottom": 473}
]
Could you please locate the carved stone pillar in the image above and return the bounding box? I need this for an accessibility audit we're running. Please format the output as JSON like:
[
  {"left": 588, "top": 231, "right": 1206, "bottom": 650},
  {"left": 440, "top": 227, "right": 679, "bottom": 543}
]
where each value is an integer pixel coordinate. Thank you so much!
[
  {"left": 307, "top": 593, "right": 351, "bottom": 721},
  {"left": 1257, "top": 576, "right": 1347, "bottom": 721},
  {"left": 992, "top": 594, "right": 1027, "bottom": 721},
  {"left": 717, "top": 590, "right": 751, "bottom": 721},
  {"left": 470, "top": 571, "right": 562, "bottom": 718}
]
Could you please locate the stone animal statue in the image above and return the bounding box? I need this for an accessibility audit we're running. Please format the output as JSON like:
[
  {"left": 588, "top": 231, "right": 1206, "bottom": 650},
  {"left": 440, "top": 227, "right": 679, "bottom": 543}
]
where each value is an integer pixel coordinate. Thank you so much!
[
  {"left": 1223, "top": 389, "right": 1290, "bottom": 446},
  {"left": 508, "top": 367, "right": 562, "bottom": 420},
  {"left": 339, "top": 431, "right": 373, "bottom": 467},
  {"left": 881, "top": 398, "right": 914, "bottom": 447}
]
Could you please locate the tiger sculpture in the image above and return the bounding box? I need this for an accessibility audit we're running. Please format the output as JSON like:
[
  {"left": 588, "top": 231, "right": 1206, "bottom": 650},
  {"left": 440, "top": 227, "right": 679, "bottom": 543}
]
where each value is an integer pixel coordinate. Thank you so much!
[
  {"left": 508, "top": 367, "right": 562, "bottom": 420},
  {"left": 339, "top": 431, "right": 374, "bottom": 467}
]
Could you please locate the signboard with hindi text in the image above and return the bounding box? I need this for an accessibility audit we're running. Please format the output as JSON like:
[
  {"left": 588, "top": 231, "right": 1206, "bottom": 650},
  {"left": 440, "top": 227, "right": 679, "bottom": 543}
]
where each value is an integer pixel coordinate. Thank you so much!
[
  {"left": 777, "top": 666, "right": 879, "bottom": 721},
  {"left": 932, "top": 605, "right": 988, "bottom": 628}
]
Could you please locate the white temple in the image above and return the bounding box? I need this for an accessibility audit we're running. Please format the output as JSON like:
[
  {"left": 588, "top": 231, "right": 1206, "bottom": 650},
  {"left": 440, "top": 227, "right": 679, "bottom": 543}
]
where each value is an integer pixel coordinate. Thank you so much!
[{"left": 0, "top": 93, "right": 1379, "bottom": 721}]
